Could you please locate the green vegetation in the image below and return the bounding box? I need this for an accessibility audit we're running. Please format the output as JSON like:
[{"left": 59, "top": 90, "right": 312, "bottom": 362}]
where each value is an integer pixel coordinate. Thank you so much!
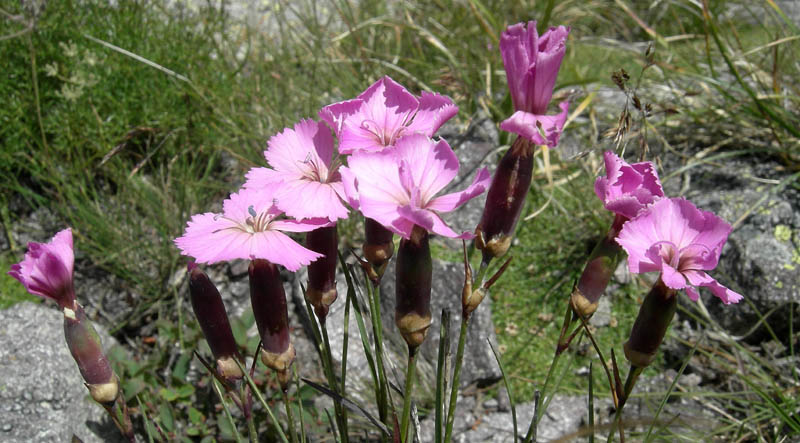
[{"left": 1, "top": 0, "right": 798, "bottom": 441}]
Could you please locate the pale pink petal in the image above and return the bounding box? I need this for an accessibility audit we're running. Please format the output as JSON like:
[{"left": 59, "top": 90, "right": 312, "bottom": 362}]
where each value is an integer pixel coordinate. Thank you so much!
[
  {"left": 339, "top": 167, "right": 361, "bottom": 210},
  {"left": 347, "top": 149, "right": 410, "bottom": 207},
  {"left": 269, "top": 218, "right": 333, "bottom": 233},
  {"left": 499, "top": 100, "right": 569, "bottom": 147},
  {"left": 274, "top": 180, "right": 349, "bottom": 221},
  {"left": 427, "top": 167, "right": 492, "bottom": 212},
  {"left": 683, "top": 270, "right": 743, "bottom": 304},
  {"left": 248, "top": 230, "right": 322, "bottom": 272},
  {"left": 394, "top": 136, "right": 458, "bottom": 203},
  {"left": 264, "top": 119, "right": 334, "bottom": 178},
  {"left": 397, "top": 205, "right": 472, "bottom": 239},
  {"left": 222, "top": 188, "right": 280, "bottom": 221},
  {"left": 174, "top": 212, "right": 251, "bottom": 263},
  {"left": 405, "top": 91, "right": 458, "bottom": 136},
  {"left": 244, "top": 167, "right": 285, "bottom": 189},
  {"left": 660, "top": 263, "right": 687, "bottom": 290},
  {"left": 358, "top": 196, "right": 412, "bottom": 237},
  {"left": 319, "top": 99, "right": 363, "bottom": 139},
  {"left": 685, "top": 286, "right": 700, "bottom": 301}
]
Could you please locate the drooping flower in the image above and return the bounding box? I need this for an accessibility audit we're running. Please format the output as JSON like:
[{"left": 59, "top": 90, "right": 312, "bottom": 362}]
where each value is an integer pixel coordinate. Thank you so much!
[
  {"left": 8, "top": 228, "right": 76, "bottom": 309},
  {"left": 244, "top": 119, "right": 348, "bottom": 222},
  {"left": 319, "top": 76, "right": 458, "bottom": 154},
  {"left": 616, "top": 197, "right": 743, "bottom": 304},
  {"left": 174, "top": 188, "right": 326, "bottom": 271},
  {"left": 499, "top": 21, "right": 570, "bottom": 147},
  {"left": 341, "top": 134, "right": 491, "bottom": 239},
  {"left": 595, "top": 150, "right": 664, "bottom": 220}
]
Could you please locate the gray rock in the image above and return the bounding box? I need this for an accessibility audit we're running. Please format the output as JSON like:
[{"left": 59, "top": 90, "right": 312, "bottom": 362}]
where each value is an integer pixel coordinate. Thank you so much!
[
  {"left": 672, "top": 156, "right": 800, "bottom": 340},
  {"left": 0, "top": 302, "right": 124, "bottom": 443}
]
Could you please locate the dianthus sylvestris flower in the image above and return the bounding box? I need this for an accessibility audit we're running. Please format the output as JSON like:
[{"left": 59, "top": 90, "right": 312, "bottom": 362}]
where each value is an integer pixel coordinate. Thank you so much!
[
  {"left": 245, "top": 119, "right": 348, "bottom": 222},
  {"left": 174, "top": 188, "right": 326, "bottom": 271},
  {"left": 341, "top": 134, "right": 491, "bottom": 239},
  {"left": 319, "top": 76, "right": 458, "bottom": 154},
  {"left": 570, "top": 151, "right": 665, "bottom": 319},
  {"left": 499, "top": 21, "right": 570, "bottom": 147},
  {"left": 616, "top": 197, "right": 743, "bottom": 304},
  {"left": 595, "top": 150, "right": 665, "bottom": 219},
  {"left": 8, "top": 228, "right": 76, "bottom": 309}
]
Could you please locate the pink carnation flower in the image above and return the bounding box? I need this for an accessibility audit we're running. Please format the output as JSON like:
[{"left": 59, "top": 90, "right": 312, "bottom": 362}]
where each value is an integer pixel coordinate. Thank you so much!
[
  {"left": 595, "top": 150, "right": 664, "bottom": 219},
  {"left": 319, "top": 76, "right": 458, "bottom": 154},
  {"left": 341, "top": 134, "right": 491, "bottom": 239},
  {"left": 8, "top": 228, "right": 76, "bottom": 308},
  {"left": 499, "top": 21, "right": 570, "bottom": 147},
  {"left": 245, "top": 119, "right": 348, "bottom": 222},
  {"left": 174, "top": 188, "right": 327, "bottom": 271},
  {"left": 616, "top": 198, "right": 743, "bottom": 304}
]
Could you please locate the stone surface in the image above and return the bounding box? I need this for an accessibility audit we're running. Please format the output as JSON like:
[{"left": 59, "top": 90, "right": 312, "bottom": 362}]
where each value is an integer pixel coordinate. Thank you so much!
[
  {"left": 663, "top": 155, "right": 800, "bottom": 340},
  {"left": 0, "top": 302, "right": 124, "bottom": 443}
]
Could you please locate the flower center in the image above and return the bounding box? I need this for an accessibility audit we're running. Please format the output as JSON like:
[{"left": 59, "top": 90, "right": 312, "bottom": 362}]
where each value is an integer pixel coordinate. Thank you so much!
[
  {"left": 361, "top": 119, "right": 407, "bottom": 147},
  {"left": 213, "top": 205, "right": 277, "bottom": 235}
]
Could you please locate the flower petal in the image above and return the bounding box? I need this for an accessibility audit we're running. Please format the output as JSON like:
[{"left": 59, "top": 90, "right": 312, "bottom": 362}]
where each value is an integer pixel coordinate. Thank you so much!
[
  {"left": 683, "top": 270, "right": 743, "bottom": 304},
  {"left": 405, "top": 91, "right": 458, "bottom": 136},
  {"left": 397, "top": 205, "right": 472, "bottom": 239},
  {"left": 248, "top": 230, "right": 322, "bottom": 272},
  {"left": 273, "top": 180, "right": 349, "bottom": 222},
  {"left": 264, "top": 119, "right": 334, "bottom": 180},
  {"left": 427, "top": 167, "right": 491, "bottom": 212},
  {"left": 499, "top": 100, "right": 569, "bottom": 146}
]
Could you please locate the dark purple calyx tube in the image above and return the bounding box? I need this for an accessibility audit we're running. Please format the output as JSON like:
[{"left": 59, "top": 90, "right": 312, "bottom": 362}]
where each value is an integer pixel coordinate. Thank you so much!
[
  {"left": 570, "top": 214, "right": 626, "bottom": 319},
  {"left": 395, "top": 225, "right": 432, "bottom": 350},
  {"left": 305, "top": 225, "right": 339, "bottom": 323},
  {"left": 624, "top": 278, "right": 677, "bottom": 368},
  {"left": 364, "top": 217, "right": 394, "bottom": 277},
  {"left": 63, "top": 303, "right": 118, "bottom": 405},
  {"left": 249, "top": 259, "right": 295, "bottom": 388},
  {"left": 188, "top": 267, "right": 244, "bottom": 382},
  {"left": 475, "top": 136, "right": 535, "bottom": 261}
]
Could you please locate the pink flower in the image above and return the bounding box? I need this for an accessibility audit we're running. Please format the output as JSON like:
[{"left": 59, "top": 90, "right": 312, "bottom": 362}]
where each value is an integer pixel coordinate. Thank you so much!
[
  {"left": 498, "top": 21, "right": 570, "bottom": 147},
  {"left": 8, "top": 228, "right": 76, "bottom": 308},
  {"left": 245, "top": 119, "right": 348, "bottom": 222},
  {"left": 616, "top": 198, "right": 743, "bottom": 304},
  {"left": 595, "top": 151, "right": 664, "bottom": 219},
  {"left": 319, "top": 76, "right": 458, "bottom": 154},
  {"left": 174, "top": 188, "right": 327, "bottom": 271},
  {"left": 341, "top": 134, "right": 491, "bottom": 239}
]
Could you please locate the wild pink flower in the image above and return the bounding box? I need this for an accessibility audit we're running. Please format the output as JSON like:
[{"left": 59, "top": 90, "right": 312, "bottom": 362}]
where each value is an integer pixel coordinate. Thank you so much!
[
  {"left": 616, "top": 197, "right": 743, "bottom": 304},
  {"left": 319, "top": 76, "right": 458, "bottom": 154},
  {"left": 8, "top": 228, "right": 76, "bottom": 309},
  {"left": 341, "top": 134, "right": 491, "bottom": 239},
  {"left": 174, "top": 188, "right": 326, "bottom": 271},
  {"left": 595, "top": 150, "right": 665, "bottom": 219},
  {"left": 499, "top": 21, "right": 570, "bottom": 147},
  {"left": 245, "top": 119, "right": 348, "bottom": 222}
]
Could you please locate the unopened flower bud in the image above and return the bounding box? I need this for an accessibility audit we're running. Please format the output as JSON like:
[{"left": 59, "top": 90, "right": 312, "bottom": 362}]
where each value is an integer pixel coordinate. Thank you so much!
[
  {"left": 188, "top": 266, "right": 243, "bottom": 382},
  {"left": 63, "top": 304, "right": 118, "bottom": 404},
  {"left": 570, "top": 215, "right": 626, "bottom": 319},
  {"left": 364, "top": 217, "right": 394, "bottom": 271},
  {"left": 463, "top": 287, "right": 487, "bottom": 316},
  {"left": 624, "top": 279, "right": 677, "bottom": 368},
  {"left": 395, "top": 225, "right": 432, "bottom": 350},
  {"left": 249, "top": 259, "right": 294, "bottom": 385},
  {"left": 305, "top": 225, "right": 339, "bottom": 323},
  {"left": 475, "top": 136, "right": 534, "bottom": 260}
]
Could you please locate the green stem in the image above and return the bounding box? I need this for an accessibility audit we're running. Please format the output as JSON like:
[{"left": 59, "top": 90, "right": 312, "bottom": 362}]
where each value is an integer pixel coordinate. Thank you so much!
[
  {"left": 606, "top": 365, "right": 644, "bottom": 443},
  {"left": 400, "top": 347, "right": 418, "bottom": 442},
  {"left": 282, "top": 388, "right": 299, "bottom": 443},
  {"left": 242, "top": 385, "right": 258, "bottom": 443},
  {"left": 368, "top": 278, "right": 391, "bottom": 435},
  {"left": 443, "top": 313, "right": 471, "bottom": 443},
  {"left": 322, "top": 322, "right": 349, "bottom": 442}
]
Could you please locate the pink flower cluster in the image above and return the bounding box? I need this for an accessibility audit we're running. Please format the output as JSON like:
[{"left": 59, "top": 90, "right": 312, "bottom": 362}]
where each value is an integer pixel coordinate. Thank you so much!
[
  {"left": 596, "top": 151, "right": 742, "bottom": 304},
  {"left": 174, "top": 75, "right": 491, "bottom": 270}
]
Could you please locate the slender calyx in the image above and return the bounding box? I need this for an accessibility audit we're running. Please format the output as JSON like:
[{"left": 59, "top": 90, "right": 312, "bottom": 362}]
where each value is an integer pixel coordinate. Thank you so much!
[
  {"left": 305, "top": 225, "right": 339, "bottom": 322},
  {"left": 395, "top": 225, "right": 433, "bottom": 349},
  {"left": 63, "top": 304, "right": 119, "bottom": 405}
]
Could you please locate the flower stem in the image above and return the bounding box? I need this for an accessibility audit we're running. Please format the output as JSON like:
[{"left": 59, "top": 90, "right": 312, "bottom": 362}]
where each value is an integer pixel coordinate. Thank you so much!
[
  {"left": 400, "top": 346, "right": 418, "bottom": 442},
  {"left": 321, "top": 322, "right": 349, "bottom": 442},
  {"left": 281, "top": 387, "right": 299, "bottom": 443},
  {"left": 606, "top": 365, "right": 644, "bottom": 443},
  {"left": 367, "top": 277, "right": 391, "bottom": 435},
  {"left": 443, "top": 312, "right": 471, "bottom": 443}
]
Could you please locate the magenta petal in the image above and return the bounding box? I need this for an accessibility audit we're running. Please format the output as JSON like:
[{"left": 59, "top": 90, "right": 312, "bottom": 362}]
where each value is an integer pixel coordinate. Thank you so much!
[
  {"left": 265, "top": 119, "right": 334, "bottom": 177},
  {"left": 8, "top": 228, "right": 75, "bottom": 305},
  {"left": 319, "top": 99, "right": 363, "bottom": 138},
  {"left": 500, "top": 21, "right": 537, "bottom": 112},
  {"left": 528, "top": 26, "right": 569, "bottom": 114},
  {"left": 427, "top": 167, "right": 492, "bottom": 212},
  {"left": 683, "top": 270, "right": 743, "bottom": 304},
  {"left": 685, "top": 286, "right": 700, "bottom": 301},
  {"left": 499, "top": 100, "right": 569, "bottom": 146},
  {"left": 244, "top": 167, "right": 284, "bottom": 189},
  {"left": 395, "top": 135, "right": 459, "bottom": 203},
  {"left": 339, "top": 167, "right": 361, "bottom": 210},
  {"left": 660, "top": 263, "right": 687, "bottom": 290},
  {"left": 405, "top": 91, "right": 458, "bottom": 136}
]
